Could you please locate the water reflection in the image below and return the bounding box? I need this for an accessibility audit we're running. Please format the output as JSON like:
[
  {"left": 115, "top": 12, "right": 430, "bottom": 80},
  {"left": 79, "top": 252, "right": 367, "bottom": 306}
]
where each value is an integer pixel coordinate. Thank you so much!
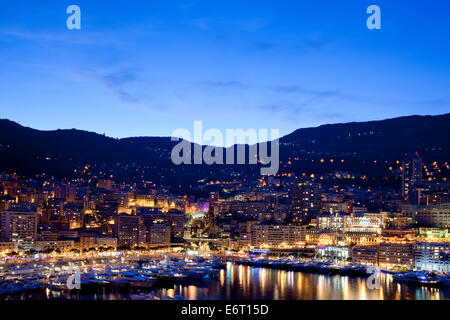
[
  {"left": 4, "top": 264, "right": 449, "bottom": 300},
  {"left": 173, "top": 264, "right": 450, "bottom": 300}
]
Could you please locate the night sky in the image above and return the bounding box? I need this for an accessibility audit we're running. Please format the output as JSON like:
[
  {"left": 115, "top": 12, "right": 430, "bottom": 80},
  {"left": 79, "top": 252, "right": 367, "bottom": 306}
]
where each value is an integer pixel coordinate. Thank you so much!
[{"left": 0, "top": 1, "right": 449, "bottom": 145}]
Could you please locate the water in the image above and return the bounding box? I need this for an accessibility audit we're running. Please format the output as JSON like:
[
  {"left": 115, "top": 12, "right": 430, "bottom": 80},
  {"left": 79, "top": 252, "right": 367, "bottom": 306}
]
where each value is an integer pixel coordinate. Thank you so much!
[
  {"left": 3, "top": 263, "right": 450, "bottom": 300},
  {"left": 157, "top": 263, "right": 450, "bottom": 300}
]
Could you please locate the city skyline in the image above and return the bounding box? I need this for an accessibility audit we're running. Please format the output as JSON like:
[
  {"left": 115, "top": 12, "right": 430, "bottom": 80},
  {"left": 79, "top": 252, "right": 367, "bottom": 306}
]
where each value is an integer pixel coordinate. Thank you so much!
[{"left": 0, "top": 0, "right": 450, "bottom": 304}]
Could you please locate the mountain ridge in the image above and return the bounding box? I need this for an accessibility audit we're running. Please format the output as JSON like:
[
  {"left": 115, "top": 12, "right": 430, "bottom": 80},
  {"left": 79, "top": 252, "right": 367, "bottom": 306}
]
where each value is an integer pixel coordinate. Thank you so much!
[{"left": 0, "top": 113, "right": 449, "bottom": 190}]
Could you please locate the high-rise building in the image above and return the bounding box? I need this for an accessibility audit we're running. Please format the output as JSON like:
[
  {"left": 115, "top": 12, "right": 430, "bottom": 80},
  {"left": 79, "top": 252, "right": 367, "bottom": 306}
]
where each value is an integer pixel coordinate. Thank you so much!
[
  {"left": 290, "top": 177, "right": 321, "bottom": 224},
  {"left": 208, "top": 192, "right": 220, "bottom": 213},
  {"left": 96, "top": 179, "right": 114, "bottom": 191},
  {"left": 149, "top": 223, "right": 171, "bottom": 245},
  {"left": 63, "top": 202, "right": 84, "bottom": 229},
  {"left": 114, "top": 215, "right": 142, "bottom": 248},
  {"left": 0, "top": 210, "right": 38, "bottom": 251},
  {"left": 139, "top": 208, "right": 186, "bottom": 242},
  {"left": 402, "top": 154, "right": 422, "bottom": 204}
]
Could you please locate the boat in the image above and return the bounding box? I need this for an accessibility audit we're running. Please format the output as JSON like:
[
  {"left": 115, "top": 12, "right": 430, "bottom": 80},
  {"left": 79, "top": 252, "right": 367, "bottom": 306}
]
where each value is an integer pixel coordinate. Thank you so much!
[
  {"left": 438, "top": 274, "right": 450, "bottom": 287},
  {"left": 393, "top": 271, "right": 442, "bottom": 287},
  {"left": 127, "top": 275, "right": 158, "bottom": 288},
  {"left": 340, "top": 264, "right": 370, "bottom": 277},
  {"left": 207, "top": 256, "right": 227, "bottom": 269},
  {"left": 129, "top": 293, "right": 160, "bottom": 300}
]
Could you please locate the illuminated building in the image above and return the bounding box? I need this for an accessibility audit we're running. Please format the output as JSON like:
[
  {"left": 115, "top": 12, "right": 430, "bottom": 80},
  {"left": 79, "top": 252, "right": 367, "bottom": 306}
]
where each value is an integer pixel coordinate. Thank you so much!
[
  {"left": 96, "top": 237, "right": 118, "bottom": 249},
  {"left": 258, "top": 211, "right": 273, "bottom": 222},
  {"left": 417, "top": 227, "right": 449, "bottom": 239},
  {"left": 402, "top": 154, "right": 422, "bottom": 204},
  {"left": 251, "top": 225, "right": 306, "bottom": 248},
  {"left": 392, "top": 216, "right": 414, "bottom": 228},
  {"left": 273, "top": 210, "right": 288, "bottom": 224},
  {"left": 39, "top": 231, "right": 58, "bottom": 241},
  {"left": 0, "top": 210, "right": 38, "bottom": 251},
  {"left": 114, "top": 215, "right": 142, "bottom": 248},
  {"left": 415, "top": 242, "right": 450, "bottom": 272},
  {"left": 41, "top": 198, "right": 63, "bottom": 224},
  {"left": 352, "top": 245, "right": 378, "bottom": 265},
  {"left": 343, "top": 214, "right": 385, "bottom": 234},
  {"left": 382, "top": 228, "right": 416, "bottom": 240},
  {"left": 63, "top": 202, "right": 84, "bottom": 229},
  {"left": 420, "top": 190, "right": 450, "bottom": 206},
  {"left": 35, "top": 240, "right": 75, "bottom": 252},
  {"left": 0, "top": 194, "right": 15, "bottom": 212},
  {"left": 54, "top": 184, "right": 78, "bottom": 202},
  {"left": 344, "top": 232, "right": 379, "bottom": 246},
  {"left": 378, "top": 242, "right": 414, "bottom": 269},
  {"left": 149, "top": 223, "right": 171, "bottom": 245},
  {"left": 133, "top": 192, "right": 156, "bottom": 208},
  {"left": 305, "top": 229, "right": 335, "bottom": 246},
  {"left": 79, "top": 234, "right": 97, "bottom": 250},
  {"left": 414, "top": 204, "right": 450, "bottom": 228},
  {"left": 140, "top": 208, "right": 186, "bottom": 242},
  {"left": 290, "top": 177, "right": 321, "bottom": 224},
  {"left": 317, "top": 213, "right": 346, "bottom": 232},
  {"left": 214, "top": 200, "right": 265, "bottom": 220},
  {"left": 96, "top": 179, "right": 114, "bottom": 191},
  {"left": 321, "top": 201, "right": 351, "bottom": 214},
  {"left": 0, "top": 242, "right": 17, "bottom": 254},
  {"left": 317, "top": 213, "right": 385, "bottom": 234},
  {"left": 237, "top": 232, "right": 252, "bottom": 248},
  {"left": 208, "top": 192, "right": 220, "bottom": 213},
  {"left": 316, "top": 246, "right": 351, "bottom": 260}
]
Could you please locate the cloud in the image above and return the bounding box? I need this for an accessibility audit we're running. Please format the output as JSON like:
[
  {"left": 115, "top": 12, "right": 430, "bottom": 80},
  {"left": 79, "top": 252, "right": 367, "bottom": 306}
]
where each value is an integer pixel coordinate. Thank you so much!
[
  {"left": 198, "top": 79, "right": 449, "bottom": 116},
  {"left": 101, "top": 71, "right": 139, "bottom": 102},
  {"left": 292, "top": 38, "right": 331, "bottom": 51},
  {"left": 79, "top": 68, "right": 140, "bottom": 103}
]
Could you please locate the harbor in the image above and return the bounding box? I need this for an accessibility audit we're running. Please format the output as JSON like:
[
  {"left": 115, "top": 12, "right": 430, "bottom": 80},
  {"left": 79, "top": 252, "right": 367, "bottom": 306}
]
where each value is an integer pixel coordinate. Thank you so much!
[
  {"left": 0, "top": 254, "right": 226, "bottom": 299},
  {"left": 1, "top": 254, "right": 450, "bottom": 300}
]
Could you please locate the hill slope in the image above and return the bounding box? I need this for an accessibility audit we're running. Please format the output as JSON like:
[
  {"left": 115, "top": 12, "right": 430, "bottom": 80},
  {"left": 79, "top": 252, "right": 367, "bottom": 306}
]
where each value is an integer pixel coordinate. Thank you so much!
[{"left": 0, "top": 113, "right": 449, "bottom": 189}]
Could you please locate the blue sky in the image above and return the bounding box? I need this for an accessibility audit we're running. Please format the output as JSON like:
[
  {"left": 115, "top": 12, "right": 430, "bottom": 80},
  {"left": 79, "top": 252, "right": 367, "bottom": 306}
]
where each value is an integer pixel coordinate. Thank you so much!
[{"left": 0, "top": 0, "right": 449, "bottom": 144}]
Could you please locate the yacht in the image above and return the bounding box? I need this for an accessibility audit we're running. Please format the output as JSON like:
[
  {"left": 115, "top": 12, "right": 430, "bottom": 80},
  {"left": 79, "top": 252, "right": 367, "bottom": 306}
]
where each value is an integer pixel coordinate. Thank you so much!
[{"left": 393, "top": 271, "right": 442, "bottom": 287}]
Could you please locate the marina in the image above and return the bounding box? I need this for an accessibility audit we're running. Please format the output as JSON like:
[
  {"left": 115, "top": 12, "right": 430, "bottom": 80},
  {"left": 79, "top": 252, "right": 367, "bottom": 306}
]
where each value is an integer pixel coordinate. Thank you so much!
[
  {"left": 1, "top": 255, "right": 450, "bottom": 300},
  {"left": 0, "top": 254, "right": 226, "bottom": 298}
]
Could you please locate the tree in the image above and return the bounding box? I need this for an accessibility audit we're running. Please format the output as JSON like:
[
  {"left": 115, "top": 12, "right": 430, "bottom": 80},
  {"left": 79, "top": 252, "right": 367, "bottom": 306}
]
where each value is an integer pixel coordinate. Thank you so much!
[{"left": 25, "top": 249, "right": 36, "bottom": 256}]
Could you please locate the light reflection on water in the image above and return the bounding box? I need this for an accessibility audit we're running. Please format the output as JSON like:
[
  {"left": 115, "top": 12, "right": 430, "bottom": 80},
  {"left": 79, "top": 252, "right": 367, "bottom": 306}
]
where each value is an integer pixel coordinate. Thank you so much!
[
  {"left": 4, "top": 263, "right": 449, "bottom": 300},
  {"left": 167, "top": 263, "right": 450, "bottom": 300}
]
